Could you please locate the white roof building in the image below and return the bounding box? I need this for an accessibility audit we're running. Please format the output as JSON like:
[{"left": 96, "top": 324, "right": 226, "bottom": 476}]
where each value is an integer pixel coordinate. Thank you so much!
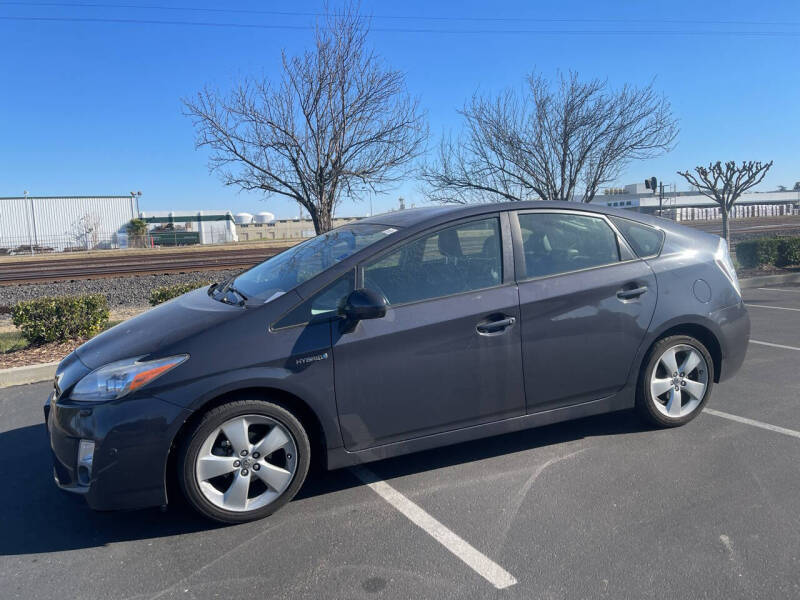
[{"left": 594, "top": 183, "right": 799, "bottom": 215}]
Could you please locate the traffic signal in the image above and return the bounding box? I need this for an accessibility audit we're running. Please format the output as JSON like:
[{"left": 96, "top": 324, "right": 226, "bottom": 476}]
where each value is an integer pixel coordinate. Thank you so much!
[{"left": 645, "top": 177, "right": 657, "bottom": 193}]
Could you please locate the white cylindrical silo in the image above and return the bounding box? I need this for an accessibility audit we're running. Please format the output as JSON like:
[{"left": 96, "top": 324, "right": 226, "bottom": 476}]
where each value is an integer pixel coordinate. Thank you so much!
[{"left": 253, "top": 211, "right": 276, "bottom": 224}]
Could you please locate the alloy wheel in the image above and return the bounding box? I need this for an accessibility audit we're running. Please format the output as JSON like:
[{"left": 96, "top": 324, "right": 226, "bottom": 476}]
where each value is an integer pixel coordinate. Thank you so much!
[
  {"left": 195, "top": 414, "right": 298, "bottom": 512},
  {"left": 649, "top": 344, "right": 709, "bottom": 419}
]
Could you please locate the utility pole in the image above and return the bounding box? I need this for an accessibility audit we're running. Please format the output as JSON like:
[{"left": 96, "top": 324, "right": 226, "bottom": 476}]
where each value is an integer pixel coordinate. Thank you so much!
[
  {"left": 659, "top": 182, "right": 664, "bottom": 217},
  {"left": 129, "top": 190, "right": 142, "bottom": 218}
]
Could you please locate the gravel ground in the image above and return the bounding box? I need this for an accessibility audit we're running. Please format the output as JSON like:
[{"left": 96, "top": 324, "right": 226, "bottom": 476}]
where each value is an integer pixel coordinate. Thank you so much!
[{"left": 0, "top": 269, "right": 241, "bottom": 310}]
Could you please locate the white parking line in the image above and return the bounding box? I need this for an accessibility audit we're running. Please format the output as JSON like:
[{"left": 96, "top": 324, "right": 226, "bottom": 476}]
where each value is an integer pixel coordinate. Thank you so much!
[
  {"left": 750, "top": 339, "right": 800, "bottom": 351},
  {"left": 351, "top": 465, "right": 517, "bottom": 590},
  {"left": 746, "top": 303, "right": 800, "bottom": 312},
  {"left": 705, "top": 408, "right": 800, "bottom": 440},
  {"left": 757, "top": 287, "right": 800, "bottom": 293}
]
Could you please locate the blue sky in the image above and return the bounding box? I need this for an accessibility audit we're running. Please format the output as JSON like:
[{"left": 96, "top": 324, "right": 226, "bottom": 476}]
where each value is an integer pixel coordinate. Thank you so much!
[{"left": 1, "top": 0, "right": 799, "bottom": 218}]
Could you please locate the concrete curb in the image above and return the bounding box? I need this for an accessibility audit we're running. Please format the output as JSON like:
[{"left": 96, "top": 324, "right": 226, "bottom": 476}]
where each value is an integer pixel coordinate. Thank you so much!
[
  {"left": 739, "top": 272, "right": 800, "bottom": 289},
  {"left": 0, "top": 362, "right": 58, "bottom": 389}
]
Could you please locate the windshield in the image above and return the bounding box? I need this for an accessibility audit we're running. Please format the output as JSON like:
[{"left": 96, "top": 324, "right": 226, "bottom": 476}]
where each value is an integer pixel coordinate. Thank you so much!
[{"left": 222, "top": 223, "right": 397, "bottom": 302}]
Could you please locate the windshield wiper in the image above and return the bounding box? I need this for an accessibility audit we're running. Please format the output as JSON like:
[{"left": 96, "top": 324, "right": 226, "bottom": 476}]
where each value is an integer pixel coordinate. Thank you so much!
[
  {"left": 225, "top": 285, "right": 248, "bottom": 306},
  {"left": 209, "top": 277, "right": 248, "bottom": 306}
]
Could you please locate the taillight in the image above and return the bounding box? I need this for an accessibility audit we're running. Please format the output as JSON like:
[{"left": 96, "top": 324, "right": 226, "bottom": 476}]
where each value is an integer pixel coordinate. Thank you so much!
[{"left": 714, "top": 238, "right": 741, "bottom": 297}]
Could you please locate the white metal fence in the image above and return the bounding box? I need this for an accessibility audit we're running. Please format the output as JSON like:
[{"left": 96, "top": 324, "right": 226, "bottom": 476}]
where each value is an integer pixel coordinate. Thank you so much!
[{"left": 661, "top": 203, "right": 796, "bottom": 222}]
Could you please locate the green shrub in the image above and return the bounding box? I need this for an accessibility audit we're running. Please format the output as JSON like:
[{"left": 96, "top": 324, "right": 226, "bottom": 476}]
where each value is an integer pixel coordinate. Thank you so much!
[
  {"left": 150, "top": 281, "right": 210, "bottom": 306},
  {"left": 11, "top": 294, "right": 109, "bottom": 345},
  {"left": 735, "top": 238, "right": 781, "bottom": 268},
  {"left": 777, "top": 238, "right": 800, "bottom": 267}
]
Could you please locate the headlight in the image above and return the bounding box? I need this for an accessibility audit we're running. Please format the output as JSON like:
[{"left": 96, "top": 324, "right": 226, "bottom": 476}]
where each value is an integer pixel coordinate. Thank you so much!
[
  {"left": 70, "top": 355, "right": 188, "bottom": 402},
  {"left": 714, "top": 238, "right": 741, "bottom": 297}
]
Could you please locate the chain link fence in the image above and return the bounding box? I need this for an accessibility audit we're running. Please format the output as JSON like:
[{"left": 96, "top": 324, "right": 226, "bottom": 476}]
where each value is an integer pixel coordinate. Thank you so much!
[{"left": 0, "top": 228, "right": 234, "bottom": 256}]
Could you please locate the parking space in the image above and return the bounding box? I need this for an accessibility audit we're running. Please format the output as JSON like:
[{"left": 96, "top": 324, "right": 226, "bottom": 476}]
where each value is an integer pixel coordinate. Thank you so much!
[
  {"left": 1, "top": 285, "right": 799, "bottom": 599},
  {"left": 743, "top": 285, "right": 800, "bottom": 349}
]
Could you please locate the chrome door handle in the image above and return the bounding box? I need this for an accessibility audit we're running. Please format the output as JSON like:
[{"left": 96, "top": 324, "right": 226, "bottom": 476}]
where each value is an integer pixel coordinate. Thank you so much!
[
  {"left": 476, "top": 316, "right": 516, "bottom": 334},
  {"left": 617, "top": 286, "right": 648, "bottom": 300}
]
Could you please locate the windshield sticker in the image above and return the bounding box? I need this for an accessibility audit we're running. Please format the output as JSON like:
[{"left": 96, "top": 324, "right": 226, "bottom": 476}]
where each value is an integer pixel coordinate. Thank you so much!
[{"left": 382, "top": 228, "right": 398, "bottom": 235}]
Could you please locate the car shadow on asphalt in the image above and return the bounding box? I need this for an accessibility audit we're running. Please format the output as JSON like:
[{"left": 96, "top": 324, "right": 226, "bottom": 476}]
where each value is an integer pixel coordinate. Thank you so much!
[
  {"left": 1, "top": 410, "right": 651, "bottom": 556},
  {"left": 297, "top": 409, "right": 654, "bottom": 500}
]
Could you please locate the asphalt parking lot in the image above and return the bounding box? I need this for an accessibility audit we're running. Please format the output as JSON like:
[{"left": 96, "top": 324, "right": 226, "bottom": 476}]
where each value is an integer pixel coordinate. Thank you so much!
[{"left": 1, "top": 284, "right": 798, "bottom": 600}]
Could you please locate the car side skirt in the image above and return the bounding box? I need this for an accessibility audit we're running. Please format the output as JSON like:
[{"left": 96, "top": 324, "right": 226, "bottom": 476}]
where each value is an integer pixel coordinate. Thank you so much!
[{"left": 326, "top": 388, "right": 634, "bottom": 470}]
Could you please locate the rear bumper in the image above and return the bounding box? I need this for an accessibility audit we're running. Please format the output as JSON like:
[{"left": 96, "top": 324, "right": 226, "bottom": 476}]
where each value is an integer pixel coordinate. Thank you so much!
[
  {"left": 46, "top": 392, "right": 191, "bottom": 511},
  {"left": 714, "top": 300, "right": 750, "bottom": 382}
]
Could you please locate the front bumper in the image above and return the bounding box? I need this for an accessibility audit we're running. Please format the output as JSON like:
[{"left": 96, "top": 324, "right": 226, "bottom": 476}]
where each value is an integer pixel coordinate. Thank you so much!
[{"left": 46, "top": 392, "right": 192, "bottom": 511}]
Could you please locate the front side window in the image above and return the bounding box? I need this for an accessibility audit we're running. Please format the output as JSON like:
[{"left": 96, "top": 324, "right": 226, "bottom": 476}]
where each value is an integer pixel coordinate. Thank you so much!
[
  {"left": 363, "top": 217, "right": 502, "bottom": 305},
  {"left": 518, "top": 212, "right": 620, "bottom": 279},
  {"left": 221, "top": 223, "right": 395, "bottom": 303}
]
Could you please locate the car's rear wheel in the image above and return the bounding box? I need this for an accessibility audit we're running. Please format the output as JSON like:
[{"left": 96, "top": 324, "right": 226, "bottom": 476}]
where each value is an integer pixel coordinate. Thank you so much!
[
  {"left": 636, "top": 335, "right": 714, "bottom": 427},
  {"left": 178, "top": 399, "right": 310, "bottom": 523}
]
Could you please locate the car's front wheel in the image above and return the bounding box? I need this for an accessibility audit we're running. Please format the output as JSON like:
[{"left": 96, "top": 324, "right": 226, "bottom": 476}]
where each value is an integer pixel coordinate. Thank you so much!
[
  {"left": 636, "top": 335, "right": 715, "bottom": 427},
  {"left": 178, "top": 399, "right": 310, "bottom": 523}
]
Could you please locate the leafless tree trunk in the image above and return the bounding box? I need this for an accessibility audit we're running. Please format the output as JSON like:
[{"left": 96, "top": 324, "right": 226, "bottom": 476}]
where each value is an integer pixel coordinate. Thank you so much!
[
  {"left": 677, "top": 161, "right": 773, "bottom": 244},
  {"left": 183, "top": 3, "right": 427, "bottom": 234},
  {"left": 422, "top": 71, "right": 678, "bottom": 204},
  {"left": 68, "top": 213, "right": 102, "bottom": 249}
]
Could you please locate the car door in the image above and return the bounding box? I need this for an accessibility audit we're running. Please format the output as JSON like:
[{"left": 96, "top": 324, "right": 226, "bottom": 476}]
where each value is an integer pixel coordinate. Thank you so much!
[
  {"left": 332, "top": 214, "right": 525, "bottom": 451},
  {"left": 513, "top": 210, "right": 657, "bottom": 413}
]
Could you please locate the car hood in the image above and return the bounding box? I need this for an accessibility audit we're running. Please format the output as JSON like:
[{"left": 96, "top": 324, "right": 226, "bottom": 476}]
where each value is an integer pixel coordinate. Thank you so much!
[{"left": 75, "top": 287, "right": 243, "bottom": 370}]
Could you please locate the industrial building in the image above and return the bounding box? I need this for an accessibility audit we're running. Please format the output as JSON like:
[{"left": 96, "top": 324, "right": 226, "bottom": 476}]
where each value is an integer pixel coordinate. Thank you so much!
[
  {"left": 136, "top": 210, "right": 238, "bottom": 246},
  {"left": 234, "top": 212, "right": 362, "bottom": 241},
  {"left": 0, "top": 196, "right": 241, "bottom": 253},
  {"left": 594, "top": 183, "right": 799, "bottom": 221},
  {"left": 0, "top": 195, "right": 139, "bottom": 253}
]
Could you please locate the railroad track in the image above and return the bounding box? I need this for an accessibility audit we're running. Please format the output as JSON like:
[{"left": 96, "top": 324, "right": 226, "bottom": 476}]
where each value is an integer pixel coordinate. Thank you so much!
[{"left": 0, "top": 246, "right": 289, "bottom": 285}]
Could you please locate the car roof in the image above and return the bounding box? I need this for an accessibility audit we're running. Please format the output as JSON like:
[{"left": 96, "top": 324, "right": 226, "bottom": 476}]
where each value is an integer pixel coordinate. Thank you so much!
[{"left": 358, "top": 200, "right": 665, "bottom": 229}]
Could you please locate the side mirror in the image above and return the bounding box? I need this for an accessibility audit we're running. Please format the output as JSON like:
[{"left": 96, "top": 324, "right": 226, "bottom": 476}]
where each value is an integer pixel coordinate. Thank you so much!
[{"left": 341, "top": 288, "right": 387, "bottom": 322}]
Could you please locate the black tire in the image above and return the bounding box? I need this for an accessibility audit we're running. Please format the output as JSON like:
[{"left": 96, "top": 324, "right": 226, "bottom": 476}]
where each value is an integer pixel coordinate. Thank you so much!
[
  {"left": 635, "top": 335, "right": 715, "bottom": 428},
  {"left": 178, "top": 399, "right": 310, "bottom": 523}
]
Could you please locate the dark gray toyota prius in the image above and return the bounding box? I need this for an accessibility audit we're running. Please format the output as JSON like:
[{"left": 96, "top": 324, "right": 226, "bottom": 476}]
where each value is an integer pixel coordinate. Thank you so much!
[{"left": 45, "top": 202, "right": 750, "bottom": 522}]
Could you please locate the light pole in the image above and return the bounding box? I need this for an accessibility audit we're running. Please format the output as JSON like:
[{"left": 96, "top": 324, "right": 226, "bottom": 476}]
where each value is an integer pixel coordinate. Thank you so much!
[
  {"left": 23, "top": 190, "right": 34, "bottom": 256},
  {"left": 129, "top": 191, "right": 143, "bottom": 247}
]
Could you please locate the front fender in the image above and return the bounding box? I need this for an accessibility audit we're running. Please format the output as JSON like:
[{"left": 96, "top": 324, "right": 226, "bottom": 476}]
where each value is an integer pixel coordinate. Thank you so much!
[{"left": 156, "top": 364, "right": 343, "bottom": 452}]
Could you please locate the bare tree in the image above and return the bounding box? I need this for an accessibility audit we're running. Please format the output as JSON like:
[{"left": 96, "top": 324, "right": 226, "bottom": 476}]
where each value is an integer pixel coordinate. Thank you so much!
[
  {"left": 68, "top": 213, "right": 102, "bottom": 249},
  {"left": 183, "top": 4, "right": 426, "bottom": 234},
  {"left": 677, "top": 161, "right": 773, "bottom": 244},
  {"left": 422, "top": 71, "right": 678, "bottom": 204}
]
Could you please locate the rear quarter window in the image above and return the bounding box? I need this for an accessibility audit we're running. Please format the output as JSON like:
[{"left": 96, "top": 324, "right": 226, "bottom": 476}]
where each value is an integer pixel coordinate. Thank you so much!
[{"left": 609, "top": 216, "right": 665, "bottom": 258}]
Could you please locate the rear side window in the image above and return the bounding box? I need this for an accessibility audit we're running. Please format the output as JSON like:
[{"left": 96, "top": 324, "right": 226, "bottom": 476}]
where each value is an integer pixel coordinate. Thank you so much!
[
  {"left": 363, "top": 217, "right": 502, "bottom": 305},
  {"left": 609, "top": 216, "right": 664, "bottom": 258},
  {"left": 517, "top": 212, "right": 620, "bottom": 279}
]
